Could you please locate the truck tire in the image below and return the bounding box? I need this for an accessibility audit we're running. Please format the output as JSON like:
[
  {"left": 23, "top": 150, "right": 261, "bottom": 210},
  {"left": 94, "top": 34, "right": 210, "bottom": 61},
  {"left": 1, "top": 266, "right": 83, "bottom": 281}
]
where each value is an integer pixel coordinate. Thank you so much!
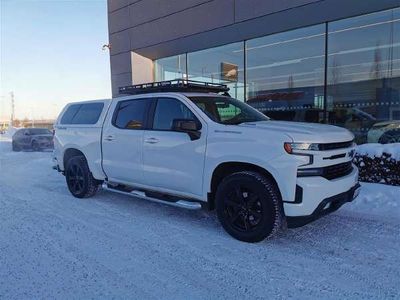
[
  {"left": 378, "top": 129, "right": 400, "bottom": 144},
  {"left": 31, "top": 140, "right": 40, "bottom": 151},
  {"left": 215, "top": 171, "right": 284, "bottom": 243},
  {"left": 12, "top": 141, "right": 21, "bottom": 152},
  {"left": 65, "top": 155, "right": 99, "bottom": 198}
]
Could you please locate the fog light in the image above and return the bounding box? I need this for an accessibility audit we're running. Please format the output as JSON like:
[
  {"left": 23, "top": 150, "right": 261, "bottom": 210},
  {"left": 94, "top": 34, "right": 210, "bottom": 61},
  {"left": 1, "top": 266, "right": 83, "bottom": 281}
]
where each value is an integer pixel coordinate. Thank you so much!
[{"left": 297, "top": 168, "right": 323, "bottom": 177}]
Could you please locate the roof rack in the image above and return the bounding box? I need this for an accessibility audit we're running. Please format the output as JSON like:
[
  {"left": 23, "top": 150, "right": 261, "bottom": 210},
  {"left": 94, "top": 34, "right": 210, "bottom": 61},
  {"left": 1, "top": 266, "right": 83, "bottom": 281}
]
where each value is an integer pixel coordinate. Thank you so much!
[{"left": 119, "top": 79, "right": 230, "bottom": 95}]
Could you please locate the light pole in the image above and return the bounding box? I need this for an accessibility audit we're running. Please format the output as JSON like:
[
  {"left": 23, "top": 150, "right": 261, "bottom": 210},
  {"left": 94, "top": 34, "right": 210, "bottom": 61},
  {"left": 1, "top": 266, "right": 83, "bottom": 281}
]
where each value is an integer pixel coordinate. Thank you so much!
[
  {"left": 10, "top": 92, "right": 15, "bottom": 127},
  {"left": 0, "top": 95, "right": 6, "bottom": 129},
  {"left": 29, "top": 106, "right": 35, "bottom": 127}
]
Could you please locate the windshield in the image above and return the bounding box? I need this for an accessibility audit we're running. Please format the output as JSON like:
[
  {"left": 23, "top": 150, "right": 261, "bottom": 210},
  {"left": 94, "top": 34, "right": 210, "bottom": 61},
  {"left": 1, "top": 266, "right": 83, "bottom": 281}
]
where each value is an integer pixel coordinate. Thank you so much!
[
  {"left": 29, "top": 128, "right": 52, "bottom": 135},
  {"left": 189, "top": 96, "right": 269, "bottom": 125}
]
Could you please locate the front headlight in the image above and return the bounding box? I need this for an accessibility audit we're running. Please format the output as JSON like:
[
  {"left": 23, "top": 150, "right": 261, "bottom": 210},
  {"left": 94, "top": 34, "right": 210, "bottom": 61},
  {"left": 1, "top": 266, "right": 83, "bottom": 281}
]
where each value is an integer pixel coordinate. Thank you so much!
[{"left": 284, "top": 142, "right": 319, "bottom": 154}]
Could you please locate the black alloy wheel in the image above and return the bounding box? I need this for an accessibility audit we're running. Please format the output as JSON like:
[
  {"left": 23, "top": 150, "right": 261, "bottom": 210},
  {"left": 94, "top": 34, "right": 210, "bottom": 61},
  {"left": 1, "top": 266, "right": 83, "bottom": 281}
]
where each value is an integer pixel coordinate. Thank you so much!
[
  {"left": 224, "top": 185, "right": 263, "bottom": 232},
  {"left": 12, "top": 141, "right": 21, "bottom": 152},
  {"left": 216, "top": 171, "right": 283, "bottom": 243},
  {"left": 65, "top": 155, "right": 100, "bottom": 198},
  {"left": 67, "top": 161, "right": 85, "bottom": 195},
  {"left": 32, "top": 141, "right": 40, "bottom": 151}
]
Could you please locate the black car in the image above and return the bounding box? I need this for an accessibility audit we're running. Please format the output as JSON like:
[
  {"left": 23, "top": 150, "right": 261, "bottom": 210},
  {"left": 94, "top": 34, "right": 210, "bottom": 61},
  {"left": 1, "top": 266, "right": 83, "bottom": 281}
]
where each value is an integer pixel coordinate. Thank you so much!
[{"left": 12, "top": 128, "right": 54, "bottom": 151}]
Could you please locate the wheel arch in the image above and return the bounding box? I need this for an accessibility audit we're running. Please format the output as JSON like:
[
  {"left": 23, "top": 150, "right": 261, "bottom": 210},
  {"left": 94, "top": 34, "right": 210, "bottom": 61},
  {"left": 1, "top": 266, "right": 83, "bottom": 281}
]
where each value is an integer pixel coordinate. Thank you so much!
[
  {"left": 64, "top": 148, "right": 101, "bottom": 198},
  {"left": 207, "top": 161, "right": 282, "bottom": 210},
  {"left": 378, "top": 128, "right": 400, "bottom": 144},
  {"left": 59, "top": 142, "right": 105, "bottom": 181},
  {"left": 63, "top": 148, "right": 86, "bottom": 170}
]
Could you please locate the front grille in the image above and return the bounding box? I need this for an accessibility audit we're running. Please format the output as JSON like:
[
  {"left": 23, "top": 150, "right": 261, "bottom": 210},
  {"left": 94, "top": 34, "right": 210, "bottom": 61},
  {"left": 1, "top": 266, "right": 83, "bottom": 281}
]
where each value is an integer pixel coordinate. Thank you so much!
[
  {"left": 297, "top": 161, "right": 354, "bottom": 179},
  {"left": 323, "top": 162, "right": 353, "bottom": 180},
  {"left": 318, "top": 140, "right": 354, "bottom": 151}
]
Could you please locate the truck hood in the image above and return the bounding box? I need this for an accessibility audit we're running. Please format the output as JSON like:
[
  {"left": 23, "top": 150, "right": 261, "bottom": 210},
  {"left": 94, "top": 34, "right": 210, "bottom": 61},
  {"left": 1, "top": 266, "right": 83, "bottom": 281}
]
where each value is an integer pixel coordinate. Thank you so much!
[{"left": 238, "top": 121, "right": 354, "bottom": 143}]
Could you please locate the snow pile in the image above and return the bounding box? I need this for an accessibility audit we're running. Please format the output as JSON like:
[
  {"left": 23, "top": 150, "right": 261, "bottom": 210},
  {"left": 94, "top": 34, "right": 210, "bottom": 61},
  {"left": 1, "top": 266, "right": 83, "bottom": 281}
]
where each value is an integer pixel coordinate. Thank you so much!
[
  {"left": 356, "top": 143, "right": 400, "bottom": 160},
  {"left": 345, "top": 182, "right": 399, "bottom": 220},
  {"left": 354, "top": 143, "right": 400, "bottom": 186}
]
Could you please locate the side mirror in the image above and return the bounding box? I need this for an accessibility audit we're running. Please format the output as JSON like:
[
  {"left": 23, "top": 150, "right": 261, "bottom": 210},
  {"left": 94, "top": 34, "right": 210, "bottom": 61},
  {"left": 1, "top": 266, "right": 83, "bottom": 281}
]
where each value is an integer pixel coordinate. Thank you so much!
[
  {"left": 24, "top": 131, "right": 30, "bottom": 136},
  {"left": 172, "top": 119, "right": 202, "bottom": 140}
]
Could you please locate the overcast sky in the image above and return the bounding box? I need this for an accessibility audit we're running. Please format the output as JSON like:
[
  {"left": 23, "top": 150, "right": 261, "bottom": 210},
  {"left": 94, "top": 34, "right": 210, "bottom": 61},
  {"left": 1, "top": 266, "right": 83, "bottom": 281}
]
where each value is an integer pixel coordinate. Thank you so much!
[{"left": 1, "top": 0, "right": 111, "bottom": 121}]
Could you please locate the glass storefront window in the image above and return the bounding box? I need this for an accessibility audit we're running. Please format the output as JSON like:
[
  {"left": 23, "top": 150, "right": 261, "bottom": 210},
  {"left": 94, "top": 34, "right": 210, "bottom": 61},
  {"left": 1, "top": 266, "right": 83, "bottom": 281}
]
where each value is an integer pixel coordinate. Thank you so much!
[
  {"left": 154, "top": 54, "right": 187, "bottom": 81},
  {"left": 187, "top": 42, "right": 245, "bottom": 101},
  {"left": 246, "top": 24, "right": 326, "bottom": 123},
  {"left": 151, "top": 8, "right": 399, "bottom": 144},
  {"left": 327, "top": 8, "right": 400, "bottom": 144}
]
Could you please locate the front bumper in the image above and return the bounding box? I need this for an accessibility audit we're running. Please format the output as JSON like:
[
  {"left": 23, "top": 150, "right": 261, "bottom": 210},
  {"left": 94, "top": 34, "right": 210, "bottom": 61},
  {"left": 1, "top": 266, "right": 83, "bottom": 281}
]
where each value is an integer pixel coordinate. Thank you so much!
[
  {"left": 284, "top": 165, "right": 359, "bottom": 215},
  {"left": 286, "top": 182, "right": 360, "bottom": 228},
  {"left": 36, "top": 140, "right": 54, "bottom": 149}
]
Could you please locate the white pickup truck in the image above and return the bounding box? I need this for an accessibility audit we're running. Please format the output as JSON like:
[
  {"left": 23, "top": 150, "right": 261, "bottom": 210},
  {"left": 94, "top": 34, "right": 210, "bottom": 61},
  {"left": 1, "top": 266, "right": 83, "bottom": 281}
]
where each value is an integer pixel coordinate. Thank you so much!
[{"left": 53, "top": 80, "right": 360, "bottom": 242}]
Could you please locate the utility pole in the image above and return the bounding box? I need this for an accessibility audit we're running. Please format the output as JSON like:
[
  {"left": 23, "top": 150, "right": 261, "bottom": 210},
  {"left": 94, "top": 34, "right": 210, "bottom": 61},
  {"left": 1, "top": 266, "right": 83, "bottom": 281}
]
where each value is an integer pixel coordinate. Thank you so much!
[
  {"left": 31, "top": 107, "right": 35, "bottom": 128},
  {"left": 10, "top": 92, "right": 15, "bottom": 127}
]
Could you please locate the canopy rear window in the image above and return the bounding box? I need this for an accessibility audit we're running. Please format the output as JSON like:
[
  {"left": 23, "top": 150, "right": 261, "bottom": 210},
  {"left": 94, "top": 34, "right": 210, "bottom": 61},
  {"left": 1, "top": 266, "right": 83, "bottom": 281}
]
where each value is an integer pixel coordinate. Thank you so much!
[{"left": 61, "top": 103, "right": 104, "bottom": 125}]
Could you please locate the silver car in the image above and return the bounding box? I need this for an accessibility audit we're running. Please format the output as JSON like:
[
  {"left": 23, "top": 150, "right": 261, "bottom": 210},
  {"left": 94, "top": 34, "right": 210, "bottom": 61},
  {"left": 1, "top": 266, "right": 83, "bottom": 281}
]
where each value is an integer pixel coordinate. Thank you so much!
[{"left": 368, "top": 120, "right": 400, "bottom": 144}]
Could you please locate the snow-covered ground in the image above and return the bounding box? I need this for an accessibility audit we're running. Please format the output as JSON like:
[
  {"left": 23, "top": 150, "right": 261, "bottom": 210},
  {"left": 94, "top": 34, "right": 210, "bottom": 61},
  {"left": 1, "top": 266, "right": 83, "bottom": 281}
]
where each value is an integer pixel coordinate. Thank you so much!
[{"left": 0, "top": 136, "right": 399, "bottom": 299}]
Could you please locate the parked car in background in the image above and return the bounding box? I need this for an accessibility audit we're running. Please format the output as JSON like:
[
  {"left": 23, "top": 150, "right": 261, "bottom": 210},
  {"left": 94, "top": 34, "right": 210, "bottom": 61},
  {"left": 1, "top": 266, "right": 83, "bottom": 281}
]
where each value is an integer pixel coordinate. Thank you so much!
[
  {"left": 367, "top": 120, "right": 400, "bottom": 143},
  {"left": 329, "top": 108, "right": 400, "bottom": 144},
  {"left": 12, "top": 128, "right": 54, "bottom": 151}
]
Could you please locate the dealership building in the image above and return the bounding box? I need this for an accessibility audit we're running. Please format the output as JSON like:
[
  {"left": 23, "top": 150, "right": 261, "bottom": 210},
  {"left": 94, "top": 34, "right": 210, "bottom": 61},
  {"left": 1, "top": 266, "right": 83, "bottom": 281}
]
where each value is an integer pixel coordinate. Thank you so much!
[{"left": 107, "top": 0, "right": 400, "bottom": 143}]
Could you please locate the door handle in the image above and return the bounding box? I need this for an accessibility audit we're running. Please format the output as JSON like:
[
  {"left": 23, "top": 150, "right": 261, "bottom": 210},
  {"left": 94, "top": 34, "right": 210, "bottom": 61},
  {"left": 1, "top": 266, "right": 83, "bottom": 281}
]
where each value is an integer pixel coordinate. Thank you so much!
[
  {"left": 104, "top": 135, "right": 115, "bottom": 141},
  {"left": 144, "top": 137, "right": 159, "bottom": 144}
]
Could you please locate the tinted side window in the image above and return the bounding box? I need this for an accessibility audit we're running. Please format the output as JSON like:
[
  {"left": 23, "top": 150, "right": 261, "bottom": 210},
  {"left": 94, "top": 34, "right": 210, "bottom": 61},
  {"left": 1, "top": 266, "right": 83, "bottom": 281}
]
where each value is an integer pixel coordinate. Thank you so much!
[
  {"left": 60, "top": 103, "right": 104, "bottom": 125},
  {"left": 60, "top": 104, "right": 81, "bottom": 124},
  {"left": 153, "top": 98, "right": 197, "bottom": 130},
  {"left": 114, "top": 99, "right": 149, "bottom": 129},
  {"left": 72, "top": 103, "right": 104, "bottom": 124},
  {"left": 14, "top": 130, "right": 23, "bottom": 137},
  {"left": 29, "top": 128, "right": 52, "bottom": 135}
]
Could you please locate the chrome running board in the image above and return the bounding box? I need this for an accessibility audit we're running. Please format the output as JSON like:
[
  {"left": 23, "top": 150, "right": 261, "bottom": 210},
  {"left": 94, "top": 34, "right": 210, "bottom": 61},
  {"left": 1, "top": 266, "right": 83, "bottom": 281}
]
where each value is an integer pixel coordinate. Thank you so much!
[{"left": 102, "top": 183, "right": 202, "bottom": 210}]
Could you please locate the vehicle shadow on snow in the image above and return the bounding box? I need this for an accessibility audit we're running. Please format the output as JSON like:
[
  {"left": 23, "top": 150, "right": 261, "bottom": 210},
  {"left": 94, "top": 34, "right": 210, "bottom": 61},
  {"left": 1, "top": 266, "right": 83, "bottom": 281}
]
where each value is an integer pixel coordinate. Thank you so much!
[
  {"left": 89, "top": 188, "right": 394, "bottom": 251},
  {"left": 19, "top": 170, "right": 400, "bottom": 275},
  {"left": 274, "top": 211, "right": 398, "bottom": 257},
  {"left": 94, "top": 188, "right": 220, "bottom": 224}
]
